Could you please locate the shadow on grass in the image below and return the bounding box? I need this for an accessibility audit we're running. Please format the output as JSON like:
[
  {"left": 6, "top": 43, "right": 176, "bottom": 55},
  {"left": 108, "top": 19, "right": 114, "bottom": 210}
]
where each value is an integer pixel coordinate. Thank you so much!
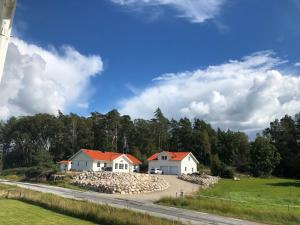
[{"left": 266, "top": 181, "right": 300, "bottom": 187}]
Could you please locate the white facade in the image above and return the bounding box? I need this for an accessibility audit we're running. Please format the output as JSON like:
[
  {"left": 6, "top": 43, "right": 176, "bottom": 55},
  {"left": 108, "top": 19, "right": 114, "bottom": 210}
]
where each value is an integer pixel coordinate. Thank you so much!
[
  {"left": 59, "top": 161, "right": 72, "bottom": 172},
  {"left": 70, "top": 152, "right": 93, "bottom": 171},
  {"left": 69, "top": 150, "right": 140, "bottom": 173},
  {"left": 148, "top": 152, "right": 198, "bottom": 175},
  {"left": 0, "top": 0, "right": 17, "bottom": 82}
]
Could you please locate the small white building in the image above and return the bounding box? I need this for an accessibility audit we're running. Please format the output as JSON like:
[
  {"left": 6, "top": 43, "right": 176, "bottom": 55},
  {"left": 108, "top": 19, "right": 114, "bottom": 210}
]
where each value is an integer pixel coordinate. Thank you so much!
[
  {"left": 63, "top": 149, "right": 141, "bottom": 173},
  {"left": 58, "top": 160, "right": 72, "bottom": 172},
  {"left": 147, "top": 151, "right": 199, "bottom": 175}
]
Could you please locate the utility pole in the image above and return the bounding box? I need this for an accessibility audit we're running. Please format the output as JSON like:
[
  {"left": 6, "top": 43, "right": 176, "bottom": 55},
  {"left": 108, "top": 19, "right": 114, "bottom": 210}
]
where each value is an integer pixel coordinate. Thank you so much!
[{"left": 0, "top": 0, "right": 17, "bottom": 82}]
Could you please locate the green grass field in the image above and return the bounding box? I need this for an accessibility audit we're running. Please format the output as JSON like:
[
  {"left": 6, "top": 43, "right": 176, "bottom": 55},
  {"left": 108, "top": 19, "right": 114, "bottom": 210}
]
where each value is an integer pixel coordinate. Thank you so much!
[
  {"left": 0, "top": 199, "right": 96, "bottom": 225},
  {"left": 158, "top": 177, "right": 300, "bottom": 225},
  {"left": 0, "top": 184, "right": 183, "bottom": 225}
]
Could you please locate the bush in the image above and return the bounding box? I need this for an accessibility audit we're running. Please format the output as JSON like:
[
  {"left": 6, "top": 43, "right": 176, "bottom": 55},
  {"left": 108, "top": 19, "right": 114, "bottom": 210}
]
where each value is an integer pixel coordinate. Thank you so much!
[
  {"left": 24, "top": 166, "right": 57, "bottom": 181},
  {"left": 210, "top": 155, "right": 234, "bottom": 178},
  {"left": 0, "top": 167, "right": 31, "bottom": 176},
  {"left": 236, "top": 163, "right": 251, "bottom": 173}
]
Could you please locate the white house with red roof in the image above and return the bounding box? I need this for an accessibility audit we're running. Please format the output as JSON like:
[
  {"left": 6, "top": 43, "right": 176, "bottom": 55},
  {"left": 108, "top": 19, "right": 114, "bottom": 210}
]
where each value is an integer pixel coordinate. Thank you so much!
[
  {"left": 61, "top": 149, "right": 141, "bottom": 173},
  {"left": 58, "top": 160, "right": 72, "bottom": 172},
  {"left": 147, "top": 151, "right": 199, "bottom": 175}
]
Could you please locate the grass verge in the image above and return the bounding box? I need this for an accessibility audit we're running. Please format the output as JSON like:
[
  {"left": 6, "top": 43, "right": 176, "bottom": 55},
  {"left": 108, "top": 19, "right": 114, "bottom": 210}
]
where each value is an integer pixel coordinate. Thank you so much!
[
  {"left": 157, "top": 177, "right": 300, "bottom": 225},
  {"left": 0, "top": 199, "right": 96, "bottom": 225},
  {"left": 0, "top": 184, "right": 184, "bottom": 225}
]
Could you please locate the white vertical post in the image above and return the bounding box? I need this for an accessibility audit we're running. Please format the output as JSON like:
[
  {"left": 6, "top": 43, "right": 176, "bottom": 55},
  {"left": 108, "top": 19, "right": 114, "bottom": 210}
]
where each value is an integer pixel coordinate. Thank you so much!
[{"left": 0, "top": 0, "right": 17, "bottom": 82}]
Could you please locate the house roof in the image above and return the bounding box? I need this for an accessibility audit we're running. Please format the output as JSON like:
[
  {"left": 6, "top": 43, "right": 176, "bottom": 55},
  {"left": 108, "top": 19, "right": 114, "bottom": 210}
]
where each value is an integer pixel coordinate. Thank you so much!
[
  {"left": 82, "top": 149, "right": 142, "bottom": 165},
  {"left": 125, "top": 154, "right": 142, "bottom": 165},
  {"left": 59, "top": 160, "right": 71, "bottom": 164},
  {"left": 147, "top": 151, "right": 190, "bottom": 161}
]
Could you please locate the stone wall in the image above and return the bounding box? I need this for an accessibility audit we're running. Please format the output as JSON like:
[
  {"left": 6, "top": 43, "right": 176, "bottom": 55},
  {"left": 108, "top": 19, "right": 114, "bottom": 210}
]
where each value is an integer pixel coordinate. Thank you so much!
[
  {"left": 178, "top": 173, "right": 219, "bottom": 189},
  {"left": 72, "top": 172, "right": 169, "bottom": 194}
]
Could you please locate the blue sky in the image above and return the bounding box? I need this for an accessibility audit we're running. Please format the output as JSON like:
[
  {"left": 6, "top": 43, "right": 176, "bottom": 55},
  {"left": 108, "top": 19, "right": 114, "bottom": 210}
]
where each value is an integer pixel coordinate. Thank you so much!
[{"left": 1, "top": 0, "right": 300, "bottom": 132}]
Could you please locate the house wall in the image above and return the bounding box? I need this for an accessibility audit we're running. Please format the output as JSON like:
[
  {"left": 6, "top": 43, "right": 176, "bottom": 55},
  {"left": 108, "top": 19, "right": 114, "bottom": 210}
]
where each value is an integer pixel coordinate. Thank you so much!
[
  {"left": 71, "top": 152, "right": 93, "bottom": 171},
  {"left": 148, "top": 160, "right": 181, "bottom": 175},
  {"left": 112, "top": 156, "right": 132, "bottom": 173},
  {"left": 148, "top": 152, "right": 198, "bottom": 175},
  {"left": 59, "top": 163, "right": 71, "bottom": 172},
  {"left": 132, "top": 165, "right": 140, "bottom": 172},
  {"left": 180, "top": 154, "right": 198, "bottom": 174},
  {"left": 92, "top": 160, "right": 111, "bottom": 171}
]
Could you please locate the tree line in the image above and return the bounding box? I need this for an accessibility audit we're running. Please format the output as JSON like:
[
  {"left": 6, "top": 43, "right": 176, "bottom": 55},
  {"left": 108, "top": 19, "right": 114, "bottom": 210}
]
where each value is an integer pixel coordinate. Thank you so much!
[{"left": 0, "top": 108, "right": 299, "bottom": 178}]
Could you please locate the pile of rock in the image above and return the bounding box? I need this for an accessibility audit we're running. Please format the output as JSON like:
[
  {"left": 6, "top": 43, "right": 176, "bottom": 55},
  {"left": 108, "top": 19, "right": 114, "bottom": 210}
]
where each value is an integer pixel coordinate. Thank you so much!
[
  {"left": 72, "top": 172, "right": 169, "bottom": 194},
  {"left": 178, "top": 173, "right": 219, "bottom": 189}
]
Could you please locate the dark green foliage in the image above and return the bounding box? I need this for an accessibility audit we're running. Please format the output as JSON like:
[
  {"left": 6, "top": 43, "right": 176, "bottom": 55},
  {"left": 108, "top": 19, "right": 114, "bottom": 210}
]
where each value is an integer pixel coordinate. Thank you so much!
[
  {"left": 210, "top": 155, "right": 234, "bottom": 178},
  {"left": 264, "top": 114, "right": 300, "bottom": 178},
  {"left": 0, "top": 109, "right": 299, "bottom": 179},
  {"left": 250, "top": 136, "right": 280, "bottom": 177}
]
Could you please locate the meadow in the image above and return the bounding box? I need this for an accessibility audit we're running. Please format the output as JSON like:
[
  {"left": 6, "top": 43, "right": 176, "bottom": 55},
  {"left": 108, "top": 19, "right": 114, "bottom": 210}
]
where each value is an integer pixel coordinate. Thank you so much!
[
  {"left": 158, "top": 177, "right": 300, "bottom": 225},
  {"left": 0, "top": 184, "right": 183, "bottom": 225},
  {"left": 0, "top": 199, "right": 96, "bottom": 225}
]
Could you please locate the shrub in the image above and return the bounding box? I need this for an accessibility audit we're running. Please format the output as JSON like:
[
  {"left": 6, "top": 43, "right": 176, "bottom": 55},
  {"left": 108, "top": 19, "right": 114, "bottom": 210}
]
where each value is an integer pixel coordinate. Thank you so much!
[
  {"left": 210, "top": 155, "right": 234, "bottom": 178},
  {"left": 24, "top": 166, "right": 57, "bottom": 181}
]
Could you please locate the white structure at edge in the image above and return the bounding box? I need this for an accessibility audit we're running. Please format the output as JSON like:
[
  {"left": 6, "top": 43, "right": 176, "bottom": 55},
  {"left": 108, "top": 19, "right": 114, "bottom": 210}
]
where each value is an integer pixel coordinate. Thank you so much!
[
  {"left": 0, "top": 0, "right": 17, "bottom": 82},
  {"left": 148, "top": 151, "right": 199, "bottom": 175}
]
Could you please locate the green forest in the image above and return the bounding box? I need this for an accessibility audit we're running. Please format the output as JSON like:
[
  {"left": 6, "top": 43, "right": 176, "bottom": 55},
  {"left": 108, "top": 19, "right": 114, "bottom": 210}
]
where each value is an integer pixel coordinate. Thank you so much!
[{"left": 0, "top": 108, "right": 299, "bottom": 178}]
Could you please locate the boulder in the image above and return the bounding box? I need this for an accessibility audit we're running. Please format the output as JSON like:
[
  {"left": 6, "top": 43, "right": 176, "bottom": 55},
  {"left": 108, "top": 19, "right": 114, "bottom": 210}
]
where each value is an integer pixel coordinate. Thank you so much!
[
  {"left": 178, "top": 173, "right": 219, "bottom": 189},
  {"left": 71, "top": 172, "right": 169, "bottom": 194}
]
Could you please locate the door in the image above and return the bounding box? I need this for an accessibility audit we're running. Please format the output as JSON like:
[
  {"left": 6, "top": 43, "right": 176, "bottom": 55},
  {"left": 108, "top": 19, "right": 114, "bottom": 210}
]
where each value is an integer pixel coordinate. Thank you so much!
[
  {"left": 160, "top": 166, "right": 169, "bottom": 174},
  {"left": 169, "top": 166, "right": 178, "bottom": 175}
]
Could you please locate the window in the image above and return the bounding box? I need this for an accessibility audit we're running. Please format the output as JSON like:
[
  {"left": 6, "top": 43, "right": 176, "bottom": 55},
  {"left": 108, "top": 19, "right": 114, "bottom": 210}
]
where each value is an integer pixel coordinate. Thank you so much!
[
  {"left": 188, "top": 156, "right": 191, "bottom": 161},
  {"left": 97, "top": 162, "right": 101, "bottom": 167},
  {"left": 86, "top": 161, "right": 88, "bottom": 166},
  {"left": 119, "top": 164, "right": 124, "bottom": 169},
  {"left": 77, "top": 162, "right": 79, "bottom": 166},
  {"left": 161, "top": 156, "right": 167, "bottom": 160},
  {"left": 185, "top": 167, "right": 187, "bottom": 172},
  {"left": 125, "top": 164, "right": 128, "bottom": 170},
  {"left": 115, "top": 163, "right": 118, "bottom": 169},
  {"left": 104, "top": 163, "right": 107, "bottom": 167},
  {"left": 192, "top": 168, "right": 194, "bottom": 172}
]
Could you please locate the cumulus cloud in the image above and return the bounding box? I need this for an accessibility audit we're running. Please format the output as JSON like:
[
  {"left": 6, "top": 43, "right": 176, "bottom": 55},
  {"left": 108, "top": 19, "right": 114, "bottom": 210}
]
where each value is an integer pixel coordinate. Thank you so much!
[
  {"left": 295, "top": 62, "right": 300, "bottom": 67},
  {"left": 110, "top": 0, "right": 225, "bottom": 23},
  {"left": 119, "top": 51, "right": 300, "bottom": 132},
  {"left": 0, "top": 38, "right": 103, "bottom": 120}
]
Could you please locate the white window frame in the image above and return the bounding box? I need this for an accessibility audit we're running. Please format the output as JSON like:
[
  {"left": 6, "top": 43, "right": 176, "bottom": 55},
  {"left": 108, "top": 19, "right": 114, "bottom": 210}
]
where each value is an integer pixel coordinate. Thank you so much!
[
  {"left": 115, "top": 163, "right": 118, "bottom": 169},
  {"left": 125, "top": 164, "right": 128, "bottom": 170},
  {"left": 119, "top": 164, "right": 124, "bottom": 169},
  {"left": 97, "top": 162, "right": 101, "bottom": 167}
]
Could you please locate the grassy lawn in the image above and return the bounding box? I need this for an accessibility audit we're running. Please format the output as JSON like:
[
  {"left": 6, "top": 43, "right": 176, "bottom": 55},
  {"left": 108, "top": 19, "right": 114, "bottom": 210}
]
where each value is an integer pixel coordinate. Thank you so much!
[
  {"left": 158, "top": 177, "right": 300, "bottom": 225},
  {"left": 0, "top": 199, "right": 96, "bottom": 225},
  {"left": 0, "top": 184, "right": 183, "bottom": 225}
]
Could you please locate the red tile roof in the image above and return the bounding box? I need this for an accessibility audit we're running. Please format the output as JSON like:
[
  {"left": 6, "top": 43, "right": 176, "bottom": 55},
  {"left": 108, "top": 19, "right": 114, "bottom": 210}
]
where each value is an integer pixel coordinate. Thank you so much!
[
  {"left": 59, "top": 160, "right": 71, "bottom": 164},
  {"left": 82, "top": 149, "right": 141, "bottom": 165},
  {"left": 125, "top": 154, "right": 142, "bottom": 165},
  {"left": 147, "top": 152, "right": 190, "bottom": 161}
]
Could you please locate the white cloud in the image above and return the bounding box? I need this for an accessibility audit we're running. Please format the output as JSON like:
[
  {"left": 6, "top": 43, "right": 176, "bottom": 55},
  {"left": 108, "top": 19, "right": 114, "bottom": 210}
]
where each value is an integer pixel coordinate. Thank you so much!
[
  {"left": 110, "top": 0, "right": 225, "bottom": 23},
  {"left": 0, "top": 38, "right": 103, "bottom": 120},
  {"left": 295, "top": 62, "right": 300, "bottom": 67},
  {"left": 119, "top": 51, "right": 300, "bottom": 132}
]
